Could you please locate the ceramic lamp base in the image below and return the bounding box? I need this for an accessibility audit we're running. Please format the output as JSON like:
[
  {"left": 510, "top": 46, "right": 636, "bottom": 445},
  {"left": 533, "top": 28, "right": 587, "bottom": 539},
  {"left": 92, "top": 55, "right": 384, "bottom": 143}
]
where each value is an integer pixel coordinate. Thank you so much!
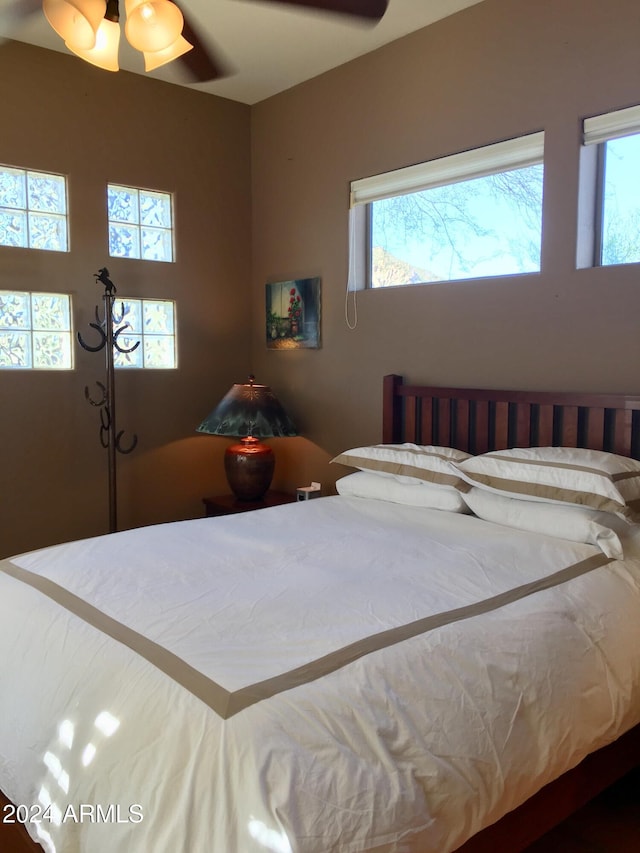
[{"left": 224, "top": 436, "right": 275, "bottom": 501}]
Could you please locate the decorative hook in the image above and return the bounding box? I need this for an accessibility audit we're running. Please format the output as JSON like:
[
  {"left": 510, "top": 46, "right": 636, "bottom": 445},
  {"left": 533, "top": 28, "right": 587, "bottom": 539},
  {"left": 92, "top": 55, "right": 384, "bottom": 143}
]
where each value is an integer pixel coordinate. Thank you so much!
[
  {"left": 115, "top": 430, "right": 138, "bottom": 455},
  {"left": 99, "top": 406, "right": 111, "bottom": 449},
  {"left": 80, "top": 267, "right": 138, "bottom": 534},
  {"left": 84, "top": 381, "right": 107, "bottom": 407},
  {"left": 112, "top": 300, "right": 126, "bottom": 325},
  {"left": 77, "top": 322, "right": 107, "bottom": 353},
  {"left": 113, "top": 324, "right": 141, "bottom": 355}
]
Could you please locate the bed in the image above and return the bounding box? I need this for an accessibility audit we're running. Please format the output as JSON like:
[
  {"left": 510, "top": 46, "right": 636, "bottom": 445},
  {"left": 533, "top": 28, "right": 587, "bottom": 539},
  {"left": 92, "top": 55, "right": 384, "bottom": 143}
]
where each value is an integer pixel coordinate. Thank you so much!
[{"left": 1, "top": 374, "right": 639, "bottom": 853}]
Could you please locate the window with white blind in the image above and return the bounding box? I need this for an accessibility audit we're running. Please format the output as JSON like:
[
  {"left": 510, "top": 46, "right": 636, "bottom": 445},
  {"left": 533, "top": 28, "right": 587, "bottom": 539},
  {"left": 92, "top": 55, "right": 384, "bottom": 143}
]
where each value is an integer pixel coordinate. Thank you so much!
[
  {"left": 348, "top": 132, "right": 545, "bottom": 288},
  {"left": 578, "top": 104, "right": 640, "bottom": 268}
]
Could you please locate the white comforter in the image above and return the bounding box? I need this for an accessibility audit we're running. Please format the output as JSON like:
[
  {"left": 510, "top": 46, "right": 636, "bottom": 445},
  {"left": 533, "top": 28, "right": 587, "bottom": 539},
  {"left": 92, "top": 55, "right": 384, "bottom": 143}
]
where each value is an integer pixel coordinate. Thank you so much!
[{"left": 1, "top": 496, "right": 639, "bottom": 853}]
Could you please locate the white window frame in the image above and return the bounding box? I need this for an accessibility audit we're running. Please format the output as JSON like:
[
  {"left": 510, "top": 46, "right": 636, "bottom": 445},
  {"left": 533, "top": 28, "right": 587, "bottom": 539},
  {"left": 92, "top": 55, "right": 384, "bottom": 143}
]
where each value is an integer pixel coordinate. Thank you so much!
[
  {"left": 348, "top": 131, "right": 545, "bottom": 290},
  {"left": 583, "top": 105, "right": 640, "bottom": 146},
  {"left": 112, "top": 296, "right": 177, "bottom": 370},
  {"left": 0, "top": 290, "right": 73, "bottom": 369},
  {"left": 578, "top": 104, "right": 640, "bottom": 268},
  {"left": 107, "top": 184, "right": 175, "bottom": 263},
  {"left": 0, "top": 165, "right": 69, "bottom": 252}
]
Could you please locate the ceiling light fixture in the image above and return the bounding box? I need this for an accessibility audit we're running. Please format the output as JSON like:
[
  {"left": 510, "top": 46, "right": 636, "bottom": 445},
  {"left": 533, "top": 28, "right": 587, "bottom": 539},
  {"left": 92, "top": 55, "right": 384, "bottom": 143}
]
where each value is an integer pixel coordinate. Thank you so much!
[{"left": 42, "top": 0, "right": 193, "bottom": 73}]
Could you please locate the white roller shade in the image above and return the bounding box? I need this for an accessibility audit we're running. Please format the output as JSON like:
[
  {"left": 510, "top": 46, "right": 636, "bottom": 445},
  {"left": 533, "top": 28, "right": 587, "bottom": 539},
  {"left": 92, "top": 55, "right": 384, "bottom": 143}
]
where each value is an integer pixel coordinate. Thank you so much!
[
  {"left": 583, "top": 104, "right": 640, "bottom": 146},
  {"left": 350, "top": 132, "right": 545, "bottom": 208}
]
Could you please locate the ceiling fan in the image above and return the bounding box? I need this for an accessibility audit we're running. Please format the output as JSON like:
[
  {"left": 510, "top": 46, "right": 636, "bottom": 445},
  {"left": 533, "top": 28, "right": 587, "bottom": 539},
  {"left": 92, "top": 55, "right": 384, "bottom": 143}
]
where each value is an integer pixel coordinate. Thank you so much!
[{"left": 2, "top": 0, "right": 389, "bottom": 82}]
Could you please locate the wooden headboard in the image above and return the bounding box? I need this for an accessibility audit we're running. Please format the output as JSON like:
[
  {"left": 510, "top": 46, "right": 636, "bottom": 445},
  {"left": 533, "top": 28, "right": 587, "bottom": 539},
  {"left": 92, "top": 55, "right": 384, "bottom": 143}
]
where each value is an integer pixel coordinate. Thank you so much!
[
  {"left": 382, "top": 374, "right": 640, "bottom": 459},
  {"left": 381, "top": 374, "right": 640, "bottom": 853}
]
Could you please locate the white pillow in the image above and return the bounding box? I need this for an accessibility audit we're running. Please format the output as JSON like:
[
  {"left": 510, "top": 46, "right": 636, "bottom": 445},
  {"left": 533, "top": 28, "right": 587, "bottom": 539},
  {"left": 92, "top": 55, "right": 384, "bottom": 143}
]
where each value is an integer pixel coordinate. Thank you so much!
[
  {"left": 336, "top": 471, "right": 469, "bottom": 513},
  {"left": 455, "top": 446, "right": 640, "bottom": 520},
  {"left": 331, "top": 443, "right": 470, "bottom": 488},
  {"left": 462, "top": 486, "right": 625, "bottom": 559}
]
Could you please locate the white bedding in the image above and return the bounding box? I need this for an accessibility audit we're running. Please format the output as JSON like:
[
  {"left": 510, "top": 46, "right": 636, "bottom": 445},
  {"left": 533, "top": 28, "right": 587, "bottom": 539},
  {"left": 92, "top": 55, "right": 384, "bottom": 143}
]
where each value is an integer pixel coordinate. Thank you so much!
[{"left": 1, "top": 495, "right": 640, "bottom": 853}]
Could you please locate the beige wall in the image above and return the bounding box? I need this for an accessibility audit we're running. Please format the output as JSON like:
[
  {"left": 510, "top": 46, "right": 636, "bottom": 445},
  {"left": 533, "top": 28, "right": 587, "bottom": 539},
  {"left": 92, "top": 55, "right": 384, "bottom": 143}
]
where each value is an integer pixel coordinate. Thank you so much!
[
  {"left": 3, "top": 0, "right": 640, "bottom": 556},
  {"left": 0, "top": 42, "right": 252, "bottom": 558},
  {"left": 251, "top": 0, "right": 640, "bottom": 495}
]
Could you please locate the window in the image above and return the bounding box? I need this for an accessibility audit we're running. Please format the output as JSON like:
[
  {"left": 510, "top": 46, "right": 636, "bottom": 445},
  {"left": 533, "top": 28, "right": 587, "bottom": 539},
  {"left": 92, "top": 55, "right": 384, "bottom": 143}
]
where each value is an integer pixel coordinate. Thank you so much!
[
  {"left": 580, "top": 104, "right": 640, "bottom": 267},
  {"left": 0, "top": 165, "right": 68, "bottom": 252},
  {"left": 112, "top": 298, "right": 176, "bottom": 369},
  {"left": 0, "top": 291, "right": 72, "bottom": 369},
  {"left": 349, "top": 133, "right": 544, "bottom": 287},
  {"left": 107, "top": 184, "right": 174, "bottom": 262}
]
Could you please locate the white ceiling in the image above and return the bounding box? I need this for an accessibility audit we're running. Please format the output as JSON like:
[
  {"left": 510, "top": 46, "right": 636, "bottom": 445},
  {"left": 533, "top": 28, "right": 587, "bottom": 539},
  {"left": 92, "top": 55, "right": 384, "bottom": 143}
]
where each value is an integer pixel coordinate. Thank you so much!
[{"left": 0, "top": 0, "right": 485, "bottom": 104}]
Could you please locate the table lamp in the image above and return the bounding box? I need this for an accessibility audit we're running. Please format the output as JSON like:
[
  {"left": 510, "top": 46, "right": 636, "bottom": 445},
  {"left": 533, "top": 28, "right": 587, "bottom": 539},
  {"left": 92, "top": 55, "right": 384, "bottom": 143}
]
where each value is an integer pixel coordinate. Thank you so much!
[{"left": 196, "top": 375, "right": 298, "bottom": 501}]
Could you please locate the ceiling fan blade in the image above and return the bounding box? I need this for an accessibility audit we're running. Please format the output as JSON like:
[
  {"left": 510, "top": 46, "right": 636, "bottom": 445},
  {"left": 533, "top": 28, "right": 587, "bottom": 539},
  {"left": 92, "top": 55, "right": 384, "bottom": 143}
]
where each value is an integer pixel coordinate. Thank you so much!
[
  {"left": 244, "top": 0, "right": 389, "bottom": 22},
  {"left": 177, "top": 6, "right": 229, "bottom": 82}
]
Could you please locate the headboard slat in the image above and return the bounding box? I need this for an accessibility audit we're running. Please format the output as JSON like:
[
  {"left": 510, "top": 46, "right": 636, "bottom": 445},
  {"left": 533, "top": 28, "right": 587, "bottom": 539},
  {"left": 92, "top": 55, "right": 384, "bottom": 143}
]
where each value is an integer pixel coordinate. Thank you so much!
[
  {"left": 515, "top": 403, "right": 531, "bottom": 447},
  {"left": 475, "top": 401, "right": 490, "bottom": 454},
  {"left": 455, "top": 400, "right": 469, "bottom": 450},
  {"left": 437, "top": 399, "right": 451, "bottom": 447},
  {"left": 420, "top": 399, "right": 433, "bottom": 446},
  {"left": 613, "top": 408, "right": 633, "bottom": 457},
  {"left": 538, "top": 404, "right": 554, "bottom": 445},
  {"left": 495, "top": 402, "right": 509, "bottom": 450},
  {"left": 405, "top": 397, "right": 418, "bottom": 444},
  {"left": 586, "top": 408, "right": 605, "bottom": 453},
  {"left": 561, "top": 406, "right": 579, "bottom": 447}
]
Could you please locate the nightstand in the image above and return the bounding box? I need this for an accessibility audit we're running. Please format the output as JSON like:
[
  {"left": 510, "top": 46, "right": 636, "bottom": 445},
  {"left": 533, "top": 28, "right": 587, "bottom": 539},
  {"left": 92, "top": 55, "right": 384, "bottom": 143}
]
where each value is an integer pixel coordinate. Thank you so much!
[{"left": 203, "top": 490, "right": 295, "bottom": 518}]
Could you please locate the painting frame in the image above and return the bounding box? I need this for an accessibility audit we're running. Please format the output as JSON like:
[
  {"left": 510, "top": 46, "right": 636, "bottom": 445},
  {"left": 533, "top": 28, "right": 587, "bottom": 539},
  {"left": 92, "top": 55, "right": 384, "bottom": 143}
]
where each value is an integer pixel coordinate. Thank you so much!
[{"left": 265, "top": 277, "right": 321, "bottom": 350}]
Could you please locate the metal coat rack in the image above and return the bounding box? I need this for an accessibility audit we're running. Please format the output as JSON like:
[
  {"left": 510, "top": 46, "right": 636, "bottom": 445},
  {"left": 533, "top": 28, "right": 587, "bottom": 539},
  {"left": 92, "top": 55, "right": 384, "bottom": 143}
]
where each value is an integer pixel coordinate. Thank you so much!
[{"left": 78, "top": 268, "right": 138, "bottom": 533}]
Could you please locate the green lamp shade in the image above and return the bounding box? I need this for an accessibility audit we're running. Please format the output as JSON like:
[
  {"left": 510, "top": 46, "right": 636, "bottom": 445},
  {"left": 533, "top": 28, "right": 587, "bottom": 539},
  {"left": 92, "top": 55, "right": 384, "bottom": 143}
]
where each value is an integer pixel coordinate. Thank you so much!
[{"left": 197, "top": 377, "right": 297, "bottom": 501}]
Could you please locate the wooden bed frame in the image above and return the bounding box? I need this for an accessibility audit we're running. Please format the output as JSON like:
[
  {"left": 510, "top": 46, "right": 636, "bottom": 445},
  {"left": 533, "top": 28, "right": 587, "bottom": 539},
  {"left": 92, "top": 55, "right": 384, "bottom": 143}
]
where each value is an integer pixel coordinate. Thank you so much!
[
  {"left": 3, "top": 375, "right": 640, "bottom": 853},
  {"left": 382, "top": 374, "right": 640, "bottom": 852},
  {"left": 382, "top": 374, "right": 640, "bottom": 458}
]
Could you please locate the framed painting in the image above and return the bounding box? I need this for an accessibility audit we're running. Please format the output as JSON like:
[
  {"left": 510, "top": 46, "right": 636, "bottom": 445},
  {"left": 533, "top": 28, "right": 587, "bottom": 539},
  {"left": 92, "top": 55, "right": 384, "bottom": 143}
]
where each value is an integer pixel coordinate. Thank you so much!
[{"left": 266, "top": 277, "right": 321, "bottom": 350}]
